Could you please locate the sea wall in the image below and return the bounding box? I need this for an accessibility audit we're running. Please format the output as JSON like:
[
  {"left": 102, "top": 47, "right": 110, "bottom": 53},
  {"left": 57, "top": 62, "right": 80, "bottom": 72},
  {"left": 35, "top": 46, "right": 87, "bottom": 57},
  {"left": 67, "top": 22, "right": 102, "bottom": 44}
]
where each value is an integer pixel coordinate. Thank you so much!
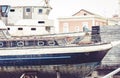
[{"left": 100, "top": 25, "right": 120, "bottom": 65}]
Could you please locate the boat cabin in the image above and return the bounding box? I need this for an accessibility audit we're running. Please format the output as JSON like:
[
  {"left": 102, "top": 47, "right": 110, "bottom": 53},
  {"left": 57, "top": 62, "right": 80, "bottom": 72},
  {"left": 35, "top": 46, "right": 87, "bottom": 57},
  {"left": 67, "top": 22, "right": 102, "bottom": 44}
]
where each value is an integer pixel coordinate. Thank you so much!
[{"left": 0, "top": 4, "right": 54, "bottom": 36}]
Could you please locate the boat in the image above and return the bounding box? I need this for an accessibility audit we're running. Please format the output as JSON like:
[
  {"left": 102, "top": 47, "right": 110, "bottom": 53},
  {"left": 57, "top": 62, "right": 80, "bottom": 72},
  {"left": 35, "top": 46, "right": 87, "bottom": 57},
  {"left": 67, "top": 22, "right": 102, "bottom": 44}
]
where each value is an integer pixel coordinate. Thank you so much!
[{"left": 0, "top": 0, "right": 120, "bottom": 78}]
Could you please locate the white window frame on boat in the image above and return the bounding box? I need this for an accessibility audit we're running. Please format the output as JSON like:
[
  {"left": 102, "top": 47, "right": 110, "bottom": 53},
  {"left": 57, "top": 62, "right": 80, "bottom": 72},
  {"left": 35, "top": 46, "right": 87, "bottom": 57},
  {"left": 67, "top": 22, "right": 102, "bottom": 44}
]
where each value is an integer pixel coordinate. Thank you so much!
[
  {"left": 26, "top": 8, "right": 31, "bottom": 12},
  {"left": 38, "top": 9, "right": 43, "bottom": 14}
]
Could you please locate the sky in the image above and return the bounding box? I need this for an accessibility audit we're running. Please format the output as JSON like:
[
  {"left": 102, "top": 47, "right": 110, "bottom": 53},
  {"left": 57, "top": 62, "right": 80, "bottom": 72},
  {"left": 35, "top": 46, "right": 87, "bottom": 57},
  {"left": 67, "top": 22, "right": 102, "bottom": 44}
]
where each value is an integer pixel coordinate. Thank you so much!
[
  {"left": 49, "top": 0, "right": 119, "bottom": 19},
  {"left": 0, "top": 0, "right": 119, "bottom": 19}
]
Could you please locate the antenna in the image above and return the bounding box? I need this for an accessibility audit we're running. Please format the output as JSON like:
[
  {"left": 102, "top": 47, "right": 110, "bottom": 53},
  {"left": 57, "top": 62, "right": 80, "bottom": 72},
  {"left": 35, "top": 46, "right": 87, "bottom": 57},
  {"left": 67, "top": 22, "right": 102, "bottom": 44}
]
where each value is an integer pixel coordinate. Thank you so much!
[{"left": 44, "top": 0, "right": 50, "bottom": 7}]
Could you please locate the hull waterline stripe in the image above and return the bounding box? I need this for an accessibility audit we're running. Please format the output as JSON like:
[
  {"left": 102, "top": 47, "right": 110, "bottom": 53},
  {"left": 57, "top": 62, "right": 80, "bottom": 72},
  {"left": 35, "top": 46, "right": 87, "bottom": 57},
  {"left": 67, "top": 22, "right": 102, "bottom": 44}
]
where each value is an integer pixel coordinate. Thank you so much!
[{"left": 0, "top": 56, "right": 71, "bottom": 61}]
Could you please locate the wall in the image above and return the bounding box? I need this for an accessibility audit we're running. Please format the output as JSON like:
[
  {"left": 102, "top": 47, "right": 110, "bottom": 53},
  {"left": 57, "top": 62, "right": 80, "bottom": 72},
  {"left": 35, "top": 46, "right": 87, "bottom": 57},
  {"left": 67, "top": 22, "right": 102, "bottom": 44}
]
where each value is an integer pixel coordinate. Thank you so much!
[
  {"left": 7, "top": 6, "right": 51, "bottom": 25},
  {"left": 32, "top": 7, "right": 51, "bottom": 20},
  {"left": 7, "top": 26, "right": 48, "bottom": 36},
  {"left": 8, "top": 7, "right": 23, "bottom": 25},
  {"left": 100, "top": 25, "right": 120, "bottom": 65},
  {"left": 58, "top": 16, "right": 107, "bottom": 33}
]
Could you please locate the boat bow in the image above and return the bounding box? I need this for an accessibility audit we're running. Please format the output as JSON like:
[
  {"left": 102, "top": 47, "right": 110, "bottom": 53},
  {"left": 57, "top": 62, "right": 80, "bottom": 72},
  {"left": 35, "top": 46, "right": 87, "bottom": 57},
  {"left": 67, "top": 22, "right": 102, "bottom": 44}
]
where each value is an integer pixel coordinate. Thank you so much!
[{"left": 111, "top": 40, "right": 120, "bottom": 47}]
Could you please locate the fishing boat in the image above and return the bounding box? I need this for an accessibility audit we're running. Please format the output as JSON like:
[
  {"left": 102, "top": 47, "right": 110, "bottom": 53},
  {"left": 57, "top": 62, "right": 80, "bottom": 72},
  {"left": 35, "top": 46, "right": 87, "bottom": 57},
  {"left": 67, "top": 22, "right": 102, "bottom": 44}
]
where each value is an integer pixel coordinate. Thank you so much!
[{"left": 0, "top": 0, "right": 120, "bottom": 78}]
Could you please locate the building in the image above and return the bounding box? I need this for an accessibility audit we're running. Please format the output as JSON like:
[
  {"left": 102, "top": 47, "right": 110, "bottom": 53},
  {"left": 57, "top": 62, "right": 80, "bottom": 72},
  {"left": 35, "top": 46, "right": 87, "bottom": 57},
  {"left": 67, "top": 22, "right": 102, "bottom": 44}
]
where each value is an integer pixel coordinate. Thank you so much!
[
  {"left": 108, "top": 15, "right": 120, "bottom": 25},
  {"left": 108, "top": 0, "right": 120, "bottom": 25},
  {"left": 58, "top": 9, "right": 107, "bottom": 33}
]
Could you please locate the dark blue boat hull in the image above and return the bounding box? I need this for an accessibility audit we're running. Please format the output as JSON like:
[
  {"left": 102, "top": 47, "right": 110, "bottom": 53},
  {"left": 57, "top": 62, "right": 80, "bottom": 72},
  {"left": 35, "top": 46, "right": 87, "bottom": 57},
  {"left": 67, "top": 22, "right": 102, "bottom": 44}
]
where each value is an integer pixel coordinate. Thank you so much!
[{"left": 0, "top": 49, "right": 109, "bottom": 66}]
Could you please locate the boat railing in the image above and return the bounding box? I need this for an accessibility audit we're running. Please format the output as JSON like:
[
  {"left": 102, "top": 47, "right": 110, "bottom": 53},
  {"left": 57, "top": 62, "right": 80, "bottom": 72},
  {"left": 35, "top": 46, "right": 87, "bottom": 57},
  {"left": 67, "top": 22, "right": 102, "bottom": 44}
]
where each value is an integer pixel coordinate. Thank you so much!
[{"left": 0, "top": 32, "right": 109, "bottom": 48}]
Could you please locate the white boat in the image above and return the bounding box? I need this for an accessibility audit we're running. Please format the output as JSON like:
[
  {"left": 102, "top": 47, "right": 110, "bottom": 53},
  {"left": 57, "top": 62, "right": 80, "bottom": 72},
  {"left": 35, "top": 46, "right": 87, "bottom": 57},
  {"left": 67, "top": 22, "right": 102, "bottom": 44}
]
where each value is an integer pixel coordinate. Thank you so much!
[{"left": 0, "top": 0, "right": 120, "bottom": 78}]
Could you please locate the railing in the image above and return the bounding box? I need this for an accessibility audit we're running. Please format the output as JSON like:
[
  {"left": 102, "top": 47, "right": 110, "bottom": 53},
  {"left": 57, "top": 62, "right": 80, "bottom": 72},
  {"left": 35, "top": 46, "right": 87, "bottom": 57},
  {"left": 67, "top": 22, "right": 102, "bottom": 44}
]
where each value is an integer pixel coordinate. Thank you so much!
[{"left": 102, "top": 68, "right": 120, "bottom": 78}]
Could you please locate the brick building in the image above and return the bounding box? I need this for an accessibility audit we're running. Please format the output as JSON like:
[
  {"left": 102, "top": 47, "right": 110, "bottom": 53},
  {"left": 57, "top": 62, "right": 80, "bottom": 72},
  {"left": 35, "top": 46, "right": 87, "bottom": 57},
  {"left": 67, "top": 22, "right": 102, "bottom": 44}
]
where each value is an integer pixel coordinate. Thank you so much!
[{"left": 58, "top": 9, "right": 107, "bottom": 33}]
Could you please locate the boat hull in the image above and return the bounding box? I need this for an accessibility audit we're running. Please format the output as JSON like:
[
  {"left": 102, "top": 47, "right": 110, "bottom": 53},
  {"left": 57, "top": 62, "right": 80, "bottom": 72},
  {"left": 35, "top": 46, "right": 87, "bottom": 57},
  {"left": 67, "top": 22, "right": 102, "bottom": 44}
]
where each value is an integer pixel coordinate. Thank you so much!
[
  {"left": 0, "top": 62, "right": 99, "bottom": 78},
  {"left": 0, "top": 43, "right": 113, "bottom": 77},
  {"left": 0, "top": 49, "right": 109, "bottom": 66},
  {"left": 0, "top": 62, "right": 100, "bottom": 78}
]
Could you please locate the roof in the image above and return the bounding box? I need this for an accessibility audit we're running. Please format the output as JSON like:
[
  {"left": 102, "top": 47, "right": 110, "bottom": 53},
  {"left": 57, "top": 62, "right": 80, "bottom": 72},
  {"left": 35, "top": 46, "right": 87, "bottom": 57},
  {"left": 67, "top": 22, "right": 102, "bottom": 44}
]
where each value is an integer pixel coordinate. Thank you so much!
[
  {"left": 72, "top": 9, "right": 101, "bottom": 17},
  {"left": 0, "top": 0, "right": 45, "bottom": 6}
]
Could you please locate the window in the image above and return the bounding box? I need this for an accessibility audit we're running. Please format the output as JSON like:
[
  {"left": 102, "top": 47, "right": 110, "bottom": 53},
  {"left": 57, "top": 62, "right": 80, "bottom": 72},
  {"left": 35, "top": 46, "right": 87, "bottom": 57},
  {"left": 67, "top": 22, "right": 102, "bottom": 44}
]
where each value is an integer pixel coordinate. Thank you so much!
[
  {"left": 63, "top": 23, "right": 69, "bottom": 33},
  {"left": 31, "top": 28, "right": 36, "bottom": 30},
  {"left": 38, "top": 21, "right": 45, "bottom": 24},
  {"left": 38, "top": 9, "right": 42, "bottom": 14},
  {"left": 1, "top": 5, "right": 10, "bottom": 17},
  {"left": 1, "top": 6, "right": 7, "bottom": 12},
  {"left": 45, "top": 26, "right": 50, "bottom": 32},
  {"left": 84, "top": 13, "right": 87, "bottom": 16},
  {"left": 18, "top": 28, "right": 23, "bottom": 30},
  {"left": 74, "top": 26, "right": 80, "bottom": 32},
  {"left": 46, "top": 10, "right": 50, "bottom": 14},
  {"left": 10, "top": 9, "right": 15, "bottom": 12},
  {"left": 26, "top": 8, "right": 30, "bottom": 12},
  {"left": 7, "top": 28, "right": 10, "bottom": 30}
]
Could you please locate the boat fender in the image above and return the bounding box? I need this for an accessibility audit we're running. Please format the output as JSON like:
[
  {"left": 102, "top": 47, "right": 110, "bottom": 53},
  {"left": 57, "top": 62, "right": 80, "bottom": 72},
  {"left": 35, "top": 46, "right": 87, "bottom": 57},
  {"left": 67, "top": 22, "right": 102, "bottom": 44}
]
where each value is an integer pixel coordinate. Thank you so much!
[
  {"left": 48, "top": 40, "right": 55, "bottom": 46},
  {"left": 17, "top": 41, "right": 24, "bottom": 47},
  {"left": 0, "top": 42, "right": 3, "bottom": 47},
  {"left": 37, "top": 41, "right": 44, "bottom": 46},
  {"left": 23, "top": 75, "right": 30, "bottom": 78}
]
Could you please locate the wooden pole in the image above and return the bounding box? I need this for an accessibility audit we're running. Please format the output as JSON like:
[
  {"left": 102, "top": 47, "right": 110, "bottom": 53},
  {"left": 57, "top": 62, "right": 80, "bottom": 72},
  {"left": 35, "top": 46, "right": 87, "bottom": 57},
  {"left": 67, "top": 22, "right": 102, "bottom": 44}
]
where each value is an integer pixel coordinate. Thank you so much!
[{"left": 56, "top": 71, "right": 60, "bottom": 78}]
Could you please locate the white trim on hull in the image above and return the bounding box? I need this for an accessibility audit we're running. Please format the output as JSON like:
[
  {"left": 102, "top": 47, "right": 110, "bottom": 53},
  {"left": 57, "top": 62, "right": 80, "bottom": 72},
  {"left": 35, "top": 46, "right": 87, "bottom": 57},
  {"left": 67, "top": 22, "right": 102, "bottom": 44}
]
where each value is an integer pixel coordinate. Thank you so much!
[{"left": 0, "top": 41, "right": 119, "bottom": 56}]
